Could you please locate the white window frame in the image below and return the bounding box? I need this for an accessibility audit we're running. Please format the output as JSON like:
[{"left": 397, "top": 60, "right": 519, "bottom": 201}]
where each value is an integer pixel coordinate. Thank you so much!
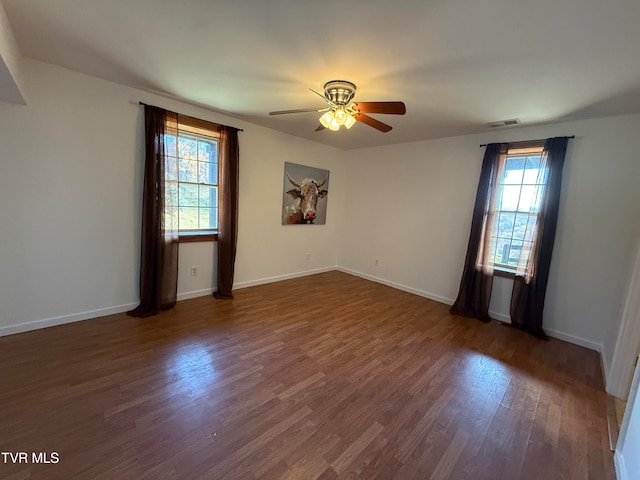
[{"left": 488, "top": 145, "right": 545, "bottom": 276}]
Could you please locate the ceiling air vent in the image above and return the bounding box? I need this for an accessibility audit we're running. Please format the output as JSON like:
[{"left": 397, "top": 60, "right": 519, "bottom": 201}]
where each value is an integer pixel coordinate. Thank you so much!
[{"left": 488, "top": 118, "right": 520, "bottom": 128}]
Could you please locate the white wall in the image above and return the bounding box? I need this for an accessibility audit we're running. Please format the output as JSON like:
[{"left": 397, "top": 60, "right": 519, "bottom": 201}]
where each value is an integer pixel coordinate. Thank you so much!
[
  {"left": 177, "top": 242, "right": 217, "bottom": 301},
  {"left": 339, "top": 114, "right": 640, "bottom": 363},
  {"left": 234, "top": 126, "right": 345, "bottom": 288},
  {"left": 0, "top": 59, "right": 344, "bottom": 335}
]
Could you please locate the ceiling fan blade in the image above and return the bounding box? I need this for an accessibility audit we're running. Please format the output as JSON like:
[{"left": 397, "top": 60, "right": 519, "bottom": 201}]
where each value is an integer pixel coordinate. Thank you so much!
[
  {"left": 309, "top": 88, "right": 328, "bottom": 101},
  {"left": 352, "top": 102, "right": 406, "bottom": 115},
  {"left": 354, "top": 113, "right": 393, "bottom": 132},
  {"left": 269, "top": 107, "right": 328, "bottom": 115},
  {"left": 315, "top": 124, "right": 325, "bottom": 132}
]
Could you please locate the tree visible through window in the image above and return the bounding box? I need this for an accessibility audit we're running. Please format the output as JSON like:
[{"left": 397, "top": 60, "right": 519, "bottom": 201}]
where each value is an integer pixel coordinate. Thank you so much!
[
  {"left": 487, "top": 146, "right": 546, "bottom": 274},
  {"left": 165, "top": 123, "right": 219, "bottom": 235}
]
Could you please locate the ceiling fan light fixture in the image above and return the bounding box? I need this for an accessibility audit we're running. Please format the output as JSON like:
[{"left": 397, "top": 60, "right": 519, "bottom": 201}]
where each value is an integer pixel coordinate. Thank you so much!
[
  {"left": 334, "top": 108, "right": 348, "bottom": 125},
  {"left": 319, "top": 111, "right": 334, "bottom": 129},
  {"left": 344, "top": 114, "right": 356, "bottom": 129},
  {"left": 271, "top": 79, "right": 404, "bottom": 133},
  {"left": 319, "top": 108, "right": 351, "bottom": 131},
  {"left": 323, "top": 80, "right": 357, "bottom": 105}
]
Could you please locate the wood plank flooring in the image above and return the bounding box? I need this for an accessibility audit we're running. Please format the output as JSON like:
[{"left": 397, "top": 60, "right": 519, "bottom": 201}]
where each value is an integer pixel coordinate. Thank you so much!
[{"left": 0, "top": 271, "right": 614, "bottom": 479}]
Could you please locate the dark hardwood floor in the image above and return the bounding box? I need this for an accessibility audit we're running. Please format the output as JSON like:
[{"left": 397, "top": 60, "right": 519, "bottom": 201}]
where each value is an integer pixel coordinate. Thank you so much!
[{"left": 0, "top": 271, "right": 614, "bottom": 479}]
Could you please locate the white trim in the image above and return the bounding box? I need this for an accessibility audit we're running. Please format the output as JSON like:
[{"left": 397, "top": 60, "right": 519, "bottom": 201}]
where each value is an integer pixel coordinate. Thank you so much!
[
  {"left": 233, "top": 266, "right": 338, "bottom": 290},
  {"left": 488, "top": 310, "right": 511, "bottom": 323},
  {"left": 0, "top": 303, "right": 137, "bottom": 337},
  {"left": 1, "top": 287, "right": 219, "bottom": 337},
  {"left": 338, "top": 267, "right": 603, "bottom": 355},
  {"left": 0, "top": 267, "right": 337, "bottom": 338},
  {"left": 177, "top": 288, "right": 216, "bottom": 301},
  {"left": 335, "top": 267, "right": 454, "bottom": 305},
  {"left": 0, "top": 266, "right": 609, "bottom": 363},
  {"left": 544, "top": 327, "right": 603, "bottom": 353},
  {"left": 615, "top": 355, "right": 640, "bottom": 480},
  {"left": 607, "top": 239, "right": 640, "bottom": 399},
  {"left": 615, "top": 452, "right": 628, "bottom": 480}
]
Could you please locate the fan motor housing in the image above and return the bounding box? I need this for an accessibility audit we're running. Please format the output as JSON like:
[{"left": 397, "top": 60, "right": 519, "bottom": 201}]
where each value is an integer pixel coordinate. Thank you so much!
[{"left": 323, "top": 80, "right": 356, "bottom": 106}]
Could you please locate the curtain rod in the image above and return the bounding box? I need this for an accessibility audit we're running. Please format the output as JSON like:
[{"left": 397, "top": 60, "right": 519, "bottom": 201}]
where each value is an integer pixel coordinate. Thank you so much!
[
  {"left": 138, "top": 101, "right": 244, "bottom": 132},
  {"left": 479, "top": 135, "right": 574, "bottom": 147}
]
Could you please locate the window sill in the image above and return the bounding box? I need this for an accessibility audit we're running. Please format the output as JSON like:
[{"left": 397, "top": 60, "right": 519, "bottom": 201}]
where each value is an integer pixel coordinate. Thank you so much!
[
  {"left": 493, "top": 267, "right": 516, "bottom": 280},
  {"left": 179, "top": 232, "right": 218, "bottom": 243}
]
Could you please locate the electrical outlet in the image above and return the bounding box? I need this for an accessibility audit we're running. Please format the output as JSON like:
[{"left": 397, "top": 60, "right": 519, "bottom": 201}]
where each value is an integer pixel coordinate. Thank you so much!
[
  {"left": 374, "top": 258, "right": 380, "bottom": 267},
  {"left": 190, "top": 266, "right": 198, "bottom": 276}
]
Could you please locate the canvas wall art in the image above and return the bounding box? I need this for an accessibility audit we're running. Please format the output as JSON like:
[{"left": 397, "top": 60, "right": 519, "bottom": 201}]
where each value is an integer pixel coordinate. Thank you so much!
[{"left": 282, "top": 162, "right": 330, "bottom": 225}]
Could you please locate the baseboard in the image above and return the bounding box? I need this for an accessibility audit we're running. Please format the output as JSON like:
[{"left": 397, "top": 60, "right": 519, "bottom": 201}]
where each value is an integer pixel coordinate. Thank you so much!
[
  {"left": 336, "top": 267, "right": 454, "bottom": 306},
  {"left": 487, "top": 312, "right": 604, "bottom": 356},
  {"left": 544, "top": 327, "right": 603, "bottom": 353},
  {"left": 177, "top": 288, "right": 216, "bottom": 301},
  {"left": 0, "top": 267, "right": 609, "bottom": 364},
  {"left": 0, "top": 268, "right": 337, "bottom": 338},
  {"left": 0, "top": 303, "right": 137, "bottom": 337},
  {"left": 0, "top": 290, "right": 220, "bottom": 337},
  {"left": 489, "top": 310, "right": 511, "bottom": 323},
  {"left": 338, "top": 267, "right": 605, "bottom": 356},
  {"left": 153, "top": 267, "right": 341, "bottom": 300},
  {"left": 483, "top": 310, "right": 603, "bottom": 356},
  {"left": 233, "top": 266, "right": 338, "bottom": 290}
]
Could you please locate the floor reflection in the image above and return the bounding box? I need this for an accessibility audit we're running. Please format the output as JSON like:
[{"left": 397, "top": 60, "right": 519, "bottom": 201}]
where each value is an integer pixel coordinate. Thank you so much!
[{"left": 165, "top": 342, "right": 217, "bottom": 397}]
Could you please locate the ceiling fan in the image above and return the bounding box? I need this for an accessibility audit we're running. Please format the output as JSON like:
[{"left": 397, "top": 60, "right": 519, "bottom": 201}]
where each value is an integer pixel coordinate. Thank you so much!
[{"left": 269, "top": 80, "right": 406, "bottom": 133}]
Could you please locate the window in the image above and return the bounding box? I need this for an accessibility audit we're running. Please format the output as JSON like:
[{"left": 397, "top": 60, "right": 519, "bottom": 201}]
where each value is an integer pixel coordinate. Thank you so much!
[
  {"left": 486, "top": 145, "right": 546, "bottom": 275},
  {"left": 165, "top": 117, "right": 220, "bottom": 242}
]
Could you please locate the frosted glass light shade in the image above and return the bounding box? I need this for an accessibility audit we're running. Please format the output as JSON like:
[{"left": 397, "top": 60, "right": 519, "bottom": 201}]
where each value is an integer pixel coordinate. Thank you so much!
[
  {"left": 319, "top": 111, "right": 334, "bottom": 128},
  {"left": 344, "top": 114, "right": 356, "bottom": 129},
  {"left": 334, "top": 108, "right": 348, "bottom": 125},
  {"left": 319, "top": 109, "right": 355, "bottom": 131}
]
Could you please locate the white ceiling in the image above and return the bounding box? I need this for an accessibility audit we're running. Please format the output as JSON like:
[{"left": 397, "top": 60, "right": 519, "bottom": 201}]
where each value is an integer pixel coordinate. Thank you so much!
[{"left": 3, "top": 0, "right": 640, "bottom": 150}]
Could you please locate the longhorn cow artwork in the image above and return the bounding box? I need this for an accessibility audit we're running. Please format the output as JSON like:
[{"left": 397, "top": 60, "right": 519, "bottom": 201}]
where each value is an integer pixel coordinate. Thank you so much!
[{"left": 282, "top": 162, "right": 330, "bottom": 225}]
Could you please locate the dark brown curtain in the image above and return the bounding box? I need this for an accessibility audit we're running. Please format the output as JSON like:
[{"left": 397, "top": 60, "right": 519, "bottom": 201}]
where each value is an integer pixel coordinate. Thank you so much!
[
  {"left": 213, "top": 127, "right": 240, "bottom": 299},
  {"left": 128, "top": 106, "right": 179, "bottom": 317},
  {"left": 510, "top": 137, "right": 569, "bottom": 337},
  {"left": 450, "top": 143, "right": 508, "bottom": 321}
]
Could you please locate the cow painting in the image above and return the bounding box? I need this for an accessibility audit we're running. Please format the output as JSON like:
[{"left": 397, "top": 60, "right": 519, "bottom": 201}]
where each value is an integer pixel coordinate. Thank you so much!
[{"left": 282, "top": 163, "right": 330, "bottom": 225}]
